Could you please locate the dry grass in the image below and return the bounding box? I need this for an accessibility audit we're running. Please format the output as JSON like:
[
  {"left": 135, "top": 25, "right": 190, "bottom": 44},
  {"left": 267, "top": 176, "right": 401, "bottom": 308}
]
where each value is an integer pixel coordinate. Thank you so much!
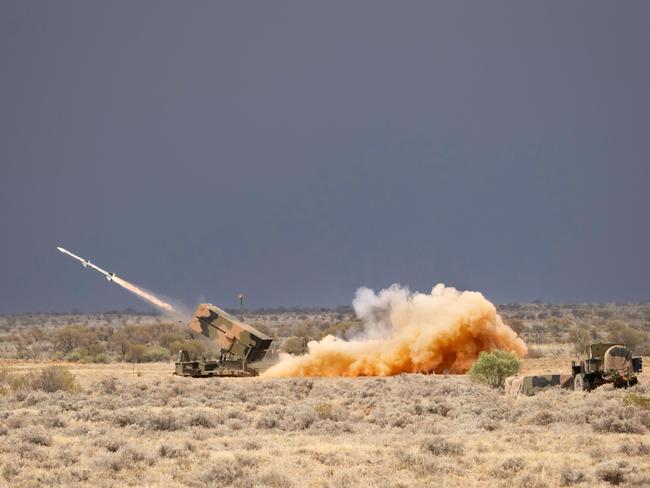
[{"left": 0, "top": 359, "right": 648, "bottom": 487}]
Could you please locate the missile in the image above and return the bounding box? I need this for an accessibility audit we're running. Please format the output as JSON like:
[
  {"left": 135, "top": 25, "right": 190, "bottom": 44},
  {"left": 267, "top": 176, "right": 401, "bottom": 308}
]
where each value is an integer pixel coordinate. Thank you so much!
[{"left": 57, "top": 247, "right": 117, "bottom": 282}]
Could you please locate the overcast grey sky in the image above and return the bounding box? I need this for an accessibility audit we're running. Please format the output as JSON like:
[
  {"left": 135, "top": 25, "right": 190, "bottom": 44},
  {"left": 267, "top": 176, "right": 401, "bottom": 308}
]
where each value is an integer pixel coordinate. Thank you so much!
[{"left": 1, "top": 1, "right": 649, "bottom": 313}]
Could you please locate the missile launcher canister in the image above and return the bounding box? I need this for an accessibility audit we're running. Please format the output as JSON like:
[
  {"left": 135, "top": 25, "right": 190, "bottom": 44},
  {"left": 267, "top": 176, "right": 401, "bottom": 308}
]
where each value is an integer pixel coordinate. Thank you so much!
[{"left": 175, "top": 303, "right": 272, "bottom": 377}]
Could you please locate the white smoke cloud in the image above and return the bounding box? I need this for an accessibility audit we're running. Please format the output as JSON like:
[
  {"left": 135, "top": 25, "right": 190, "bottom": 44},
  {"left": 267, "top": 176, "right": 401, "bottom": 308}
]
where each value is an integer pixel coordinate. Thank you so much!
[{"left": 350, "top": 284, "right": 411, "bottom": 340}]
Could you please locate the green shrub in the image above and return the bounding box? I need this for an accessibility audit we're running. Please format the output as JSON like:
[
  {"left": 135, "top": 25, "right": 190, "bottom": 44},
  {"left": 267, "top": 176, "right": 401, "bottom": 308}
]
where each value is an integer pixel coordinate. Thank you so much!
[
  {"left": 87, "top": 353, "right": 112, "bottom": 364},
  {"left": 53, "top": 326, "right": 100, "bottom": 354},
  {"left": 125, "top": 345, "right": 170, "bottom": 362},
  {"left": 125, "top": 344, "right": 147, "bottom": 363},
  {"left": 157, "top": 332, "right": 187, "bottom": 351},
  {"left": 624, "top": 393, "right": 650, "bottom": 411},
  {"left": 143, "top": 346, "right": 171, "bottom": 362},
  {"left": 169, "top": 340, "right": 211, "bottom": 358},
  {"left": 469, "top": 350, "right": 521, "bottom": 389},
  {"left": 64, "top": 350, "right": 83, "bottom": 362}
]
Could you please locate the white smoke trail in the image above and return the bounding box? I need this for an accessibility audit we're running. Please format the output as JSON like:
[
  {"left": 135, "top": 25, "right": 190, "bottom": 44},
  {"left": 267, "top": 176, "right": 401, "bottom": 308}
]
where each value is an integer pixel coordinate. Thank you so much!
[{"left": 112, "top": 276, "right": 175, "bottom": 313}]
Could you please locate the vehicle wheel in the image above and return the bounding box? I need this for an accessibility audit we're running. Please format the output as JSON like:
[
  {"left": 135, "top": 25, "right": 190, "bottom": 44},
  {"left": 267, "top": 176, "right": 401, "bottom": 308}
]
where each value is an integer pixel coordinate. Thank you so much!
[{"left": 574, "top": 374, "right": 585, "bottom": 391}]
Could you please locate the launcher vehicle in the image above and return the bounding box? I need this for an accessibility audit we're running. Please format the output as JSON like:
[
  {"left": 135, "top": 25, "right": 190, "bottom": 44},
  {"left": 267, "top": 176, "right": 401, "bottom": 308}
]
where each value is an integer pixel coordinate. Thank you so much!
[{"left": 175, "top": 303, "right": 272, "bottom": 377}]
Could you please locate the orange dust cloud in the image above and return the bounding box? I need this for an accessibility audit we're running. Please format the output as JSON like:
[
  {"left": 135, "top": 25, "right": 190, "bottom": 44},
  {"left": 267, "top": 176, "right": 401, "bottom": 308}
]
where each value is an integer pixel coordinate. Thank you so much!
[{"left": 263, "top": 284, "right": 526, "bottom": 377}]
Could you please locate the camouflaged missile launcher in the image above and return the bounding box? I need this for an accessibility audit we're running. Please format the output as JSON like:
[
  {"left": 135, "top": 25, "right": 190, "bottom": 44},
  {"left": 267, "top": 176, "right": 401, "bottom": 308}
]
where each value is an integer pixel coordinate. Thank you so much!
[{"left": 175, "top": 303, "right": 272, "bottom": 377}]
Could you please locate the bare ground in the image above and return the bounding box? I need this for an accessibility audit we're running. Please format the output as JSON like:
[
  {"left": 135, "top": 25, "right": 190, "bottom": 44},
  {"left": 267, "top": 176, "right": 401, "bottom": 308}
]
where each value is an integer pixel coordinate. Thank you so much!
[{"left": 0, "top": 358, "right": 648, "bottom": 488}]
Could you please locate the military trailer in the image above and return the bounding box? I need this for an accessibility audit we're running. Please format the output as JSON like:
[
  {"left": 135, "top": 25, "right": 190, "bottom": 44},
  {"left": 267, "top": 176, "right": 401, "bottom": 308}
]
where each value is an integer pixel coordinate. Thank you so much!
[
  {"left": 175, "top": 303, "right": 272, "bottom": 377},
  {"left": 572, "top": 343, "right": 642, "bottom": 391},
  {"left": 505, "top": 374, "right": 574, "bottom": 399}
]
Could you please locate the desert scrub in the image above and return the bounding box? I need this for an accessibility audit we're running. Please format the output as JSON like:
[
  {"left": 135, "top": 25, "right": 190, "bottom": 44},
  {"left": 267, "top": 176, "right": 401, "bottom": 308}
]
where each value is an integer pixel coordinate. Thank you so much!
[
  {"left": 258, "top": 470, "right": 294, "bottom": 488},
  {"left": 254, "top": 405, "right": 285, "bottom": 429},
  {"left": 191, "top": 457, "right": 252, "bottom": 487},
  {"left": 185, "top": 409, "right": 216, "bottom": 428},
  {"left": 111, "top": 409, "right": 147, "bottom": 428},
  {"left": 314, "top": 401, "right": 348, "bottom": 422},
  {"left": 22, "top": 366, "right": 79, "bottom": 393},
  {"left": 560, "top": 466, "right": 588, "bottom": 485},
  {"left": 43, "top": 415, "right": 67, "bottom": 428},
  {"left": 148, "top": 410, "right": 181, "bottom": 431},
  {"left": 592, "top": 407, "right": 646, "bottom": 434},
  {"left": 425, "top": 400, "right": 453, "bottom": 417},
  {"left": 95, "top": 377, "right": 120, "bottom": 394},
  {"left": 595, "top": 460, "right": 636, "bottom": 485},
  {"left": 95, "top": 434, "right": 125, "bottom": 453},
  {"left": 530, "top": 410, "right": 556, "bottom": 426},
  {"left": 2, "top": 464, "right": 19, "bottom": 482},
  {"left": 1, "top": 366, "right": 649, "bottom": 487},
  {"left": 624, "top": 392, "right": 650, "bottom": 411},
  {"left": 469, "top": 349, "right": 521, "bottom": 388},
  {"left": 0, "top": 367, "right": 12, "bottom": 395},
  {"left": 619, "top": 442, "right": 650, "bottom": 456},
  {"left": 1, "top": 366, "right": 79, "bottom": 398},
  {"left": 100, "top": 445, "right": 153, "bottom": 472},
  {"left": 420, "top": 436, "right": 464, "bottom": 456},
  {"left": 158, "top": 444, "right": 183, "bottom": 458},
  {"left": 21, "top": 428, "right": 52, "bottom": 446},
  {"left": 282, "top": 404, "right": 317, "bottom": 430},
  {"left": 499, "top": 456, "right": 526, "bottom": 475},
  {"left": 142, "top": 345, "right": 171, "bottom": 362}
]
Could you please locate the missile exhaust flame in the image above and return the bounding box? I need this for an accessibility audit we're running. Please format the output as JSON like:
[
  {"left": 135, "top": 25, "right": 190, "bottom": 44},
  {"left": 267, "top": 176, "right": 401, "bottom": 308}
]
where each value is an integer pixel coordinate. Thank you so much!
[
  {"left": 57, "top": 246, "right": 175, "bottom": 313},
  {"left": 111, "top": 276, "right": 174, "bottom": 312}
]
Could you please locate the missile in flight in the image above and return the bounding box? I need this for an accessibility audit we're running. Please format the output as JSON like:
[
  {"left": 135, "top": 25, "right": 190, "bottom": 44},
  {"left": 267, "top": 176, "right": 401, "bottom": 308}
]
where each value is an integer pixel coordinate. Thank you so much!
[
  {"left": 57, "top": 247, "right": 116, "bottom": 282},
  {"left": 57, "top": 246, "right": 175, "bottom": 312}
]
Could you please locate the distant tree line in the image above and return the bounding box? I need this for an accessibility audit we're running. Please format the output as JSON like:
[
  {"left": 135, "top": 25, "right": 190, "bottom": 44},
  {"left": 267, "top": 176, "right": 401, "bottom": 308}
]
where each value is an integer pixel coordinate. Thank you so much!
[{"left": 5, "top": 323, "right": 220, "bottom": 363}]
